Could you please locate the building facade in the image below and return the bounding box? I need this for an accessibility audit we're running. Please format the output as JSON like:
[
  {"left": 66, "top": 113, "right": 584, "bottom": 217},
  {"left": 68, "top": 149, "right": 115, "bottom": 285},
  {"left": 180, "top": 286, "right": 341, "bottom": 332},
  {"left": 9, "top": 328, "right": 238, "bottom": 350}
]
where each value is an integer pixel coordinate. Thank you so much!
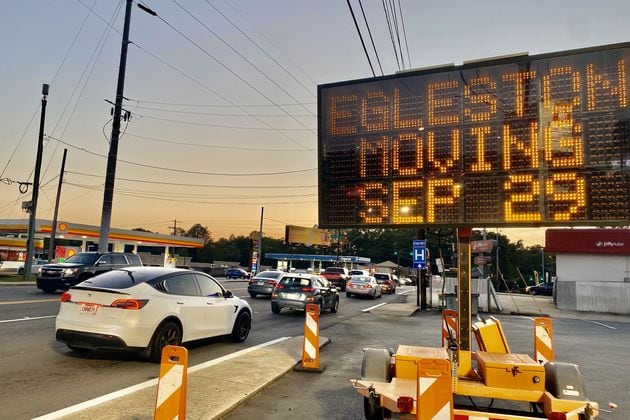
[{"left": 545, "top": 228, "right": 630, "bottom": 314}]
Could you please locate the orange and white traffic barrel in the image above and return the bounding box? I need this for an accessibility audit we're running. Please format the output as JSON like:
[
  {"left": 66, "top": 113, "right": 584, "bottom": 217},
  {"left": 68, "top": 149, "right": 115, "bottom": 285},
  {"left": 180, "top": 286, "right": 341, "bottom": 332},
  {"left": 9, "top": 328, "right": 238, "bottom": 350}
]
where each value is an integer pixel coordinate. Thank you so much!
[
  {"left": 442, "top": 309, "right": 458, "bottom": 348},
  {"left": 294, "top": 303, "right": 326, "bottom": 372},
  {"left": 533, "top": 317, "right": 554, "bottom": 364},
  {"left": 416, "top": 357, "right": 453, "bottom": 419},
  {"left": 154, "top": 345, "right": 188, "bottom": 420}
]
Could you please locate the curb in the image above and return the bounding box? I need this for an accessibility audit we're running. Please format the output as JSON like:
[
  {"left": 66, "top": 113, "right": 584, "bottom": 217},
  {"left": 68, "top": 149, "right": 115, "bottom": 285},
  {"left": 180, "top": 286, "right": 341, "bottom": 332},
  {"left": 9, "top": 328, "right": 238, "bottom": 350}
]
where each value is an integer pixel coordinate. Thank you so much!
[{"left": 36, "top": 336, "right": 330, "bottom": 420}]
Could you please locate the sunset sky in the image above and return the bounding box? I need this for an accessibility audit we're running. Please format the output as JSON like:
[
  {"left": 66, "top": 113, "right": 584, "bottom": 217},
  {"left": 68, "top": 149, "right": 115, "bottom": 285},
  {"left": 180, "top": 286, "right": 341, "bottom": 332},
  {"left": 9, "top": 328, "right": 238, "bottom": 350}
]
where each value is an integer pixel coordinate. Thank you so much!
[{"left": 2, "top": 0, "right": 630, "bottom": 244}]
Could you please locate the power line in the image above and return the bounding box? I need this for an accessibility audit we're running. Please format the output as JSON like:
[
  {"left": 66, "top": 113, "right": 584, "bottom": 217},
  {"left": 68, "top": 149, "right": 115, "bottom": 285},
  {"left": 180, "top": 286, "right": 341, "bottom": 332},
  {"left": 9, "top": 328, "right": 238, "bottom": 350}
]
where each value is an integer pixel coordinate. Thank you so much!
[
  {"left": 46, "top": 135, "right": 317, "bottom": 176},
  {"left": 66, "top": 182, "right": 318, "bottom": 205},
  {"left": 41, "top": 1, "right": 124, "bottom": 183},
  {"left": 389, "top": 0, "right": 405, "bottom": 70},
  {"left": 126, "top": 98, "right": 316, "bottom": 108},
  {"left": 382, "top": 0, "right": 401, "bottom": 71},
  {"left": 128, "top": 104, "right": 314, "bottom": 118},
  {"left": 346, "top": 0, "right": 376, "bottom": 77},
  {"left": 133, "top": 112, "right": 314, "bottom": 131},
  {"left": 76, "top": 1, "right": 315, "bottom": 152},
  {"left": 397, "top": 0, "right": 412, "bottom": 68},
  {"left": 358, "top": 0, "right": 384, "bottom": 76},
  {"left": 202, "top": 0, "right": 316, "bottom": 100},
  {"left": 222, "top": 0, "right": 318, "bottom": 87},
  {"left": 172, "top": 0, "right": 316, "bottom": 120},
  {"left": 66, "top": 170, "right": 316, "bottom": 189},
  {"left": 123, "top": 132, "right": 315, "bottom": 152},
  {"left": 132, "top": 43, "right": 314, "bottom": 152},
  {"left": 155, "top": 2, "right": 317, "bottom": 134}
]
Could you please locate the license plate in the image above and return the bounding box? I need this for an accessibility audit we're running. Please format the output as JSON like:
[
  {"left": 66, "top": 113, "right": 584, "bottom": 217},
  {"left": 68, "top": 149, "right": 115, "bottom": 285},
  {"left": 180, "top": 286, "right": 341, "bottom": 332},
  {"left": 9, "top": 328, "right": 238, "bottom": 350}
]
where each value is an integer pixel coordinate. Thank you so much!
[
  {"left": 257, "top": 281, "right": 264, "bottom": 285},
  {"left": 285, "top": 293, "right": 300, "bottom": 300},
  {"left": 80, "top": 304, "right": 98, "bottom": 315}
]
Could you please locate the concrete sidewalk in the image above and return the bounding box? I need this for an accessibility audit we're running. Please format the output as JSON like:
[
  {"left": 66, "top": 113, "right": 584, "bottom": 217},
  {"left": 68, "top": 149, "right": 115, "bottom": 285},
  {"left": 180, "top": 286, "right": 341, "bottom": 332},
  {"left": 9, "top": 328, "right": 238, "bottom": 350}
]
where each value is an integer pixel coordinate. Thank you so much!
[{"left": 37, "top": 336, "right": 330, "bottom": 420}]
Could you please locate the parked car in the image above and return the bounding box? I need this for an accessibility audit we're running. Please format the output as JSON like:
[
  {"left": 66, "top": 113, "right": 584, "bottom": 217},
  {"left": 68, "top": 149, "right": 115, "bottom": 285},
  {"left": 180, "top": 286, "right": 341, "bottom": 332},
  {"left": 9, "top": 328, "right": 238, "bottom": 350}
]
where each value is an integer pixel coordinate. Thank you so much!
[
  {"left": 17, "top": 259, "right": 48, "bottom": 275},
  {"left": 55, "top": 267, "right": 252, "bottom": 362},
  {"left": 346, "top": 275, "right": 382, "bottom": 299},
  {"left": 225, "top": 268, "right": 250, "bottom": 279},
  {"left": 271, "top": 273, "right": 339, "bottom": 314},
  {"left": 248, "top": 270, "right": 284, "bottom": 298},
  {"left": 373, "top": 273, "right": 397, "bottom": 294},
  {"left": 526, "top": 281, "right": 554, "bottom": 296},
  {"left": 37, "top": 252, "right": 142, "bottom": 293}
]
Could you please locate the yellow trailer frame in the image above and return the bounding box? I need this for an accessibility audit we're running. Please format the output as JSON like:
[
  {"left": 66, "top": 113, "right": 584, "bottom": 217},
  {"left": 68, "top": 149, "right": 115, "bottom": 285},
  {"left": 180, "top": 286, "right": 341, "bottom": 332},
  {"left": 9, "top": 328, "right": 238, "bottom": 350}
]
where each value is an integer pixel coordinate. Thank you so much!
[{"left": 352, "top": 228, "right": 599, "bottom": 419}]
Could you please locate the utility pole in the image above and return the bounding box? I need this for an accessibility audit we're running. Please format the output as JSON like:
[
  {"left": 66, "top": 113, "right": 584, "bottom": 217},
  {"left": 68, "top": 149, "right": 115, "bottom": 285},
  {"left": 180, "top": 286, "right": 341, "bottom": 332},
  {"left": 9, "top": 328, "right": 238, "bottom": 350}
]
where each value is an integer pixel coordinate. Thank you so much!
[
  {"left": 417, "top": 228, "right": 426, "bottom": 308},
  {"left": 256, "top": 207, "right": 264, "bottom": 276},
  {"left": 170, "top": 219, "right": 178, "bottom": 236},
  {"left": 48, "top": 148, "right": 67, "bottom": 261},
  {"left": 24, "top": 83, "right": 49, "bottom": 279},
  {"left": 98, "top": 0, "right": 133, "bottom": 253}
]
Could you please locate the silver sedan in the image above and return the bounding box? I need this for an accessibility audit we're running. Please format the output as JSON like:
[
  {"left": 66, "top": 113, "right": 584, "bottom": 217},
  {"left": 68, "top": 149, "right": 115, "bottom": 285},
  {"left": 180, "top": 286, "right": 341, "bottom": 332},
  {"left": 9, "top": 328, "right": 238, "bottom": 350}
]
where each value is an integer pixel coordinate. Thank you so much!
[{"left": 345, "top": 275, "right": 382, "bottom": 299}]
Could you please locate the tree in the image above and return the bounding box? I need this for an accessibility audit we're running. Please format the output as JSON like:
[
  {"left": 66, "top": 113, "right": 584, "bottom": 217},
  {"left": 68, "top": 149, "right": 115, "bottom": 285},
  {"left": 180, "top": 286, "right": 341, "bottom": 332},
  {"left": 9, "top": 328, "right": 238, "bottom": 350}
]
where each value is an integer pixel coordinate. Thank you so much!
[
  {"left": 132, "top": 227, "right": 153, "bottom": 233},
  {"left": 186, "top": 223, "right": 212, "bottom": 245}
]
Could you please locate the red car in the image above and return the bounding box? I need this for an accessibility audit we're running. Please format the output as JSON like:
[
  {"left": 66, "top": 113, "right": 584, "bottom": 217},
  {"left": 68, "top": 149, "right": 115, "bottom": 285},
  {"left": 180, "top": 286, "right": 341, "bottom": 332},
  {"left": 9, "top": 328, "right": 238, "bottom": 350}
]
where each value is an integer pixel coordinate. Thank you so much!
[{"left": 373, "top": 273, "right": 397, "bottom": 294}]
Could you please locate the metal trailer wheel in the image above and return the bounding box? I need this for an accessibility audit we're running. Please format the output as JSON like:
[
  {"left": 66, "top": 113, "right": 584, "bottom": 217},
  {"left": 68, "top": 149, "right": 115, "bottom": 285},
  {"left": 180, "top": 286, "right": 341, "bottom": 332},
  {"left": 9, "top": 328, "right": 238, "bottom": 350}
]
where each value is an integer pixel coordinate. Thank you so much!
[
  {"left": 361, "top": 348, "right": 392, "bottom": 419},
  {"left": 363, "top": 392, "right": 390, "bottom": 420}
]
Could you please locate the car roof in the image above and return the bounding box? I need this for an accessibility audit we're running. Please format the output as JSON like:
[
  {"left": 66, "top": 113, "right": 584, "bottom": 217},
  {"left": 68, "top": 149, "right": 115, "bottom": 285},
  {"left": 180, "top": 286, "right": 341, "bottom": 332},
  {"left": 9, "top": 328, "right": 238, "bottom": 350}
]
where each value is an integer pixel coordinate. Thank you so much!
[{"left": 113, "top": 266, "right": 189, "bottom": 275}]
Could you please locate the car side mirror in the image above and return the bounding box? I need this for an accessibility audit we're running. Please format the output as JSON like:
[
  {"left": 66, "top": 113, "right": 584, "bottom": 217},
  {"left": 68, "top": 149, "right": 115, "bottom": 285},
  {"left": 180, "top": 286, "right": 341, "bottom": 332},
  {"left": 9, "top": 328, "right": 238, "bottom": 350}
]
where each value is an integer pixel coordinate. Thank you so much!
[{"left": 224, "top": 290, "right": 233, "bottom": 298}]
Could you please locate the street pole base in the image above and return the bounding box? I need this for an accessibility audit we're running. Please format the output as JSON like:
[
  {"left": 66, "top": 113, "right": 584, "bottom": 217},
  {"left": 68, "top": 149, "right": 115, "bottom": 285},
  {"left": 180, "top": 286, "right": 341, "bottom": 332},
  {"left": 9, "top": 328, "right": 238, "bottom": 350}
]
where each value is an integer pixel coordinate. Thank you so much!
[{"left": 293, "top": 363, "right": 327, "bottom": 373}]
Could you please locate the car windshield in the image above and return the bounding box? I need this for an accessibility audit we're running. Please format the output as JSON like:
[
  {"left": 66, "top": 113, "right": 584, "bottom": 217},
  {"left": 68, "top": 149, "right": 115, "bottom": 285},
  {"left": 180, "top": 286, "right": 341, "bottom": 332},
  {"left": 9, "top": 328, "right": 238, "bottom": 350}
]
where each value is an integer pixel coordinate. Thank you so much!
[
  {"left": 350, "top": 276, "right": 371, "bottom": 283},
  {"left": 279, "top": 277, "right": 311, "bottom": 287},
  {"left": 64, "top": 253, "right": 100, "bottom": 264},
  {"left": 373, "top": 274, "right": 389, "bottom": 281},
  {"left": 325, "top": 268, "right": 344, "bottom": 273}
]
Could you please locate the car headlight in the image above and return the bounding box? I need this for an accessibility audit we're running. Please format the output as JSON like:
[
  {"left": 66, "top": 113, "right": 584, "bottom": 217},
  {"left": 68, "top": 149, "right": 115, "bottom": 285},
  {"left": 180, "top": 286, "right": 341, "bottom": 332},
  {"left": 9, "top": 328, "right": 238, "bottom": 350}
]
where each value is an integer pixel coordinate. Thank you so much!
[{"left": 63, "top": 268, "right": 78, "bottom": 277}]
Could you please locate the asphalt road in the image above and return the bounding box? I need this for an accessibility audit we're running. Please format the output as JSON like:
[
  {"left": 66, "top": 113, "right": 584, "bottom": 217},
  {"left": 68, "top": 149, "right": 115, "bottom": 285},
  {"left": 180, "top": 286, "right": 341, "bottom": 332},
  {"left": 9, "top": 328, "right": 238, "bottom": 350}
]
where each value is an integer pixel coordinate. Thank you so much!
[{"left": 0, "top": 279, "right": 406, "bottom": 420}]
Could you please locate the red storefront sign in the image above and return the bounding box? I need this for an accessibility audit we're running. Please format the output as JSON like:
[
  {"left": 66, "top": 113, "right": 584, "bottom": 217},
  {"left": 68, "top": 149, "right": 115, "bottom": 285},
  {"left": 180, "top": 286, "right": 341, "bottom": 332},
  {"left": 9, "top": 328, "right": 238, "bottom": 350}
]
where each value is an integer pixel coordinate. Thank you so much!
[{"left": 545, "top": 229, "right": 630, "bottom": 254}]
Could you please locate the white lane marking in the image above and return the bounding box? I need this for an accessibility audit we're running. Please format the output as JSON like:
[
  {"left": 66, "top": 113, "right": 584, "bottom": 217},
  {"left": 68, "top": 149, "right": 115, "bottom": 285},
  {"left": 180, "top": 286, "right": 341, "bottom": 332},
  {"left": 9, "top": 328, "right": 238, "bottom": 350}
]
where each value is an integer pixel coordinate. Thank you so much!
[
  {"left": 586, "top": 320, "right": 616, "bottom": 330},
  {"left": 362, "top": 302, "right": 387, "bottom": 312},
  {"left": 0, "top": 315, "right": 56, "bottom": 324},
  {"left": 33, "top": 336, "right": 292, "bottom": 420},
  {"left": 0, "top": 298, "right": 59, "bottom": 305}
]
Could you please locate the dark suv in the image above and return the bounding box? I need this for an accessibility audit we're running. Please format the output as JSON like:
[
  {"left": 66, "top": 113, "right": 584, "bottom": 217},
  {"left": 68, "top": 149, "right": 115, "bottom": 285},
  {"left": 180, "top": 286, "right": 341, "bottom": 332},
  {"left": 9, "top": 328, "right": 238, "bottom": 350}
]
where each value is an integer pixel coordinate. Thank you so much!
[
  {"left": 36, "top": 252, "right": 143, "bottom": 293},
  {"left": 271, "top": 274, "right": 339, "bottom": 314}
]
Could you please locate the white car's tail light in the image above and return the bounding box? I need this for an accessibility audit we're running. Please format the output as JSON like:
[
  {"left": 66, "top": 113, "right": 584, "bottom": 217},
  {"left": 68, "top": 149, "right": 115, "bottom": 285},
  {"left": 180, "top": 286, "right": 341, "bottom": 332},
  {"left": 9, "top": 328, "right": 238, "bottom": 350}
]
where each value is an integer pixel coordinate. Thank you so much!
[{"left": 110, "top": 299, "right": 149, "bottom": 310}]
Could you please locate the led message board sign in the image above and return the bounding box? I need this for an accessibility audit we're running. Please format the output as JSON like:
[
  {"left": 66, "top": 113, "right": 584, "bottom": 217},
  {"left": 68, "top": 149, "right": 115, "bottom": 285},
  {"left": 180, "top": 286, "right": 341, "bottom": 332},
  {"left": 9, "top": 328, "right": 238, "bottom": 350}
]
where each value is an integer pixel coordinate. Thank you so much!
[{"left": 318, "top": 43, "right": 630, "bottom": 229}]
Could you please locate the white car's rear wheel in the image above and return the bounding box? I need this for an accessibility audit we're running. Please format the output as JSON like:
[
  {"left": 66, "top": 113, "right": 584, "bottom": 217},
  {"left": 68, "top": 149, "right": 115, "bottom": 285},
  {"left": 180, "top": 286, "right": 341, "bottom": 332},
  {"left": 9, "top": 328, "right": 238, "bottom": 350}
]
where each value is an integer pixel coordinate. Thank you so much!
[{"left": 148, "top": 321, "right": 182, "bottom": 363}]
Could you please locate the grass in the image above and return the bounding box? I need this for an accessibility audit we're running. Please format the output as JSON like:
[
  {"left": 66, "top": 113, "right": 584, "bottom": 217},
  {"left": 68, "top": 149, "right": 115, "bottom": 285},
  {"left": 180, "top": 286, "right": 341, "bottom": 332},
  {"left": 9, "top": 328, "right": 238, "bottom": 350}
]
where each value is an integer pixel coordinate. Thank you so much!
[{"left": 0, "top": 273, "right": 36, "bottom": 282}]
